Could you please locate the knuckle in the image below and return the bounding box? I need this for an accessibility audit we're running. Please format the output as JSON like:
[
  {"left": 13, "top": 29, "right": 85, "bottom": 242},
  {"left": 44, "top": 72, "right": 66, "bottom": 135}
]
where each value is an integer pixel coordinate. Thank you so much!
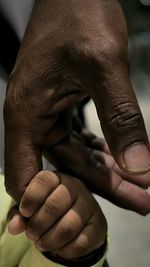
[
  {"left": 36, "top": 171, "right": 59, "bottom": 189},
  {"left": 58, "top": 223, "right": 75, "bottom": 240},
  {"left": 96, "top": 35, "right": 128, "bottom": 66},
  {"left": 75, "top": 35, "right": 126, "bottom": 63},
  {"left": 5, "top": 68, "right": 36, "bottom": 113},
  {"left": 58, "top": 174, "right": 78, "bottom": 201},
  {"left": 44, "top": 198, "right": 60, "bottom": 216},
  {"left": 73, "top": 238, "right": 89, "bottom": 257},
  {"left": 35, "top": 175, "right": 50, "bottom": 188},
  {"left": 65, "top": 36, "right": 128, "bottom": 83},
  {"left": 106, "top": 102, "right": 143, "bottom": 132},
  {"left": 103, "top": 38, "right": 125, "bottom": 57}
]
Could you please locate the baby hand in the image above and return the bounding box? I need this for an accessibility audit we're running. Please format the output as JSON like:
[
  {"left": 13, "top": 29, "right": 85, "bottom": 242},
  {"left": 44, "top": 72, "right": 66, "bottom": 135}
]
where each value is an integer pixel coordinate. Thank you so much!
[{"left": 8, "top": 171, "right": 107, "bottom": 259}]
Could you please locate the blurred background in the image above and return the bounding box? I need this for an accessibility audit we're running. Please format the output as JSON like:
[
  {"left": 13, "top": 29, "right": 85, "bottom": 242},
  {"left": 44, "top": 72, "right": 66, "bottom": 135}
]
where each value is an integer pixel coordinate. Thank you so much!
[{"left": 0, "top": 0, "right": 150, "bottom": 266}]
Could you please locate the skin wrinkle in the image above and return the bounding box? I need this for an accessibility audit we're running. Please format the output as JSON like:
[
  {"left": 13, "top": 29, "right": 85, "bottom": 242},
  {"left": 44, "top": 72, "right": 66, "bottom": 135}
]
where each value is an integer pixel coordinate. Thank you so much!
[{"left": 4, "top": 0, "right": 150, "bottom": 216}]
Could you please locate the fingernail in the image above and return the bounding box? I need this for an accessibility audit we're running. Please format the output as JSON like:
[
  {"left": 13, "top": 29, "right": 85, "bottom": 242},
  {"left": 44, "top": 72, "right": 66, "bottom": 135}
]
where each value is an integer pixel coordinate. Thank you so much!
[
  {"left": 8, "top": 215, "right": 18, "bottom": 226},
  {"left": 19, "top": 207, "right": 31, "bottom": 218},
  {"left": 123, "top": 143, "right": 150, "bottom": 173},
  {"left": 8, "top": 215, "right": 20, "bottom": 235}
]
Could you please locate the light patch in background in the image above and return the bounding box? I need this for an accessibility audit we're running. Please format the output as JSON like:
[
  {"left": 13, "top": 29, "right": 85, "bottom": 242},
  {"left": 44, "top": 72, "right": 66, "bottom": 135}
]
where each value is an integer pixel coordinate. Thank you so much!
[{"left": 140, "top": 0, "right": 150, "bottom": 6}]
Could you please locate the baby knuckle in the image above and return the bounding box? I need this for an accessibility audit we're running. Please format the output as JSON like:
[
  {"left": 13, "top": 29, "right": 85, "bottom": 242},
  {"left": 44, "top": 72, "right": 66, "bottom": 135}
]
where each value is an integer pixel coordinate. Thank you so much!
[
  {"left": 58, "top": 223, "right": 75, "bottom": 240},
  {"left": 36, "top": 171, "right": 60, "bottom": 188},
  {"left": 73, "top": 239, "right": 89, "bottom": 257},
  {"left": 44, "top": 198, "right": 60, "bottom": 216},
  {"left": 36, "top": 173, "right": 51, "bottom": 188}
]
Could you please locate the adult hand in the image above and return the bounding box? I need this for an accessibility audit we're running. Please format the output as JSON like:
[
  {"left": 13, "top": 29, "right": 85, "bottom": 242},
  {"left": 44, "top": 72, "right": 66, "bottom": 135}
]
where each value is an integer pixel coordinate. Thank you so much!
[
  {"left": 4, "top": 0, "right": 150, "bottom": 203},
  {"left": 45, "top": 127, "right": 150, "bottom": 216}
]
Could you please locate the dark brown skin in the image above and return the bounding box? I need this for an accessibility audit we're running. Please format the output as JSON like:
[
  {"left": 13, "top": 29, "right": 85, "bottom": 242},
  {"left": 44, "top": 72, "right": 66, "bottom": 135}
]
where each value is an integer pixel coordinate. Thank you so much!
[{"left": 4, "top": 0, "right": 150, "bottom": 213}]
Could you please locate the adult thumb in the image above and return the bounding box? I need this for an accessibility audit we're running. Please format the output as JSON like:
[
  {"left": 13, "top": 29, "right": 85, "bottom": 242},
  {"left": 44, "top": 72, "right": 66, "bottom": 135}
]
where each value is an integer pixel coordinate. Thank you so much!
[{"left": 92, "top": 60, "right": 150, "bottom": 174}]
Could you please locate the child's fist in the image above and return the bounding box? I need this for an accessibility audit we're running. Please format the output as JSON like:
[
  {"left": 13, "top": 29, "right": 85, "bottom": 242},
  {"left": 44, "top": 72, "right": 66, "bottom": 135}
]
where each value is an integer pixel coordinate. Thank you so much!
[{"left": 8, "top": 171, "right": 107, "bottom": 260}]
